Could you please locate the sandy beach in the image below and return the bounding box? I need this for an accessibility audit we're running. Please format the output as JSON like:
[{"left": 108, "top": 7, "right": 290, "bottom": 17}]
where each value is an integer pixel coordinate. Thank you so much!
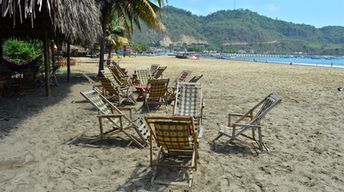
[{"left": 1, "top": 56, "right": 344, "bottom": 191}]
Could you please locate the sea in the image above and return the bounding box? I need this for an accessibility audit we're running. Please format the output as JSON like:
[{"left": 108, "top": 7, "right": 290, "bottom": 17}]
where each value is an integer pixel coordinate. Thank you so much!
[{"left": 202, "top": 54, "right": 344, "bottom": 69}]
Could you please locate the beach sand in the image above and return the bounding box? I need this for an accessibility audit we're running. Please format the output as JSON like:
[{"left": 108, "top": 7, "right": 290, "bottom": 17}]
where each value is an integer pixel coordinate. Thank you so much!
[{"left": 1, "top": 56, "right": 344, "bottom": 191}]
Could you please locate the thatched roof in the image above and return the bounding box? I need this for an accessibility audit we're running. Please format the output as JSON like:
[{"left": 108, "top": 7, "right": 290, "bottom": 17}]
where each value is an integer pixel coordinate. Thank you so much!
[{"left": 0, "top": 0, "right": 102, "bottom": 44}]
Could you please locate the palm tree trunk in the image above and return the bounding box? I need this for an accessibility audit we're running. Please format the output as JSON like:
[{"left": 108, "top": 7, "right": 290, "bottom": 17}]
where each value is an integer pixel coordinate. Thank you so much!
[
  {"left": 107, "top": 45, "right": 112, "bottom": 65},
  {"left": 67, "top": 42, "right": 71, "bottom": 82},
  {"left": 43, "top": 31, "right": 51, "bottom": 96}
]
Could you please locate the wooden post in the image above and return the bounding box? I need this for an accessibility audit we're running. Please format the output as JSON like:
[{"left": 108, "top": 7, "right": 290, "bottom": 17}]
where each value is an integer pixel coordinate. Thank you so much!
[
  {"left": 50, "top": 41, "right": 56, "bottom": 69},
  {"left": 67, "top": 42, "right": 71, "bottom": 82},
  {"left": 98, "top": 34, "right": 105, "bottom": 77},
  {"left": 43, "top": 32, "right": 51, "bottom": 96},
  {"left": 0, "top": 38, "right": 3, "bottom": 65}
]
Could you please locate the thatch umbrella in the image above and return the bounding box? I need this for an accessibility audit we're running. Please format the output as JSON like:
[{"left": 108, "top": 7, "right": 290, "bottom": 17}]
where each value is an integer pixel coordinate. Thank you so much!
[{"left": 0, "top": 0, "right": 102, "bottom": 96}]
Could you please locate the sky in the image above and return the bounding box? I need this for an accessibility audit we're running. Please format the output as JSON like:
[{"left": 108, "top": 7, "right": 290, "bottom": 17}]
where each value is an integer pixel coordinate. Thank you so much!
[{"left": 166, "top": 0, "right": 344, "bottom": 28}]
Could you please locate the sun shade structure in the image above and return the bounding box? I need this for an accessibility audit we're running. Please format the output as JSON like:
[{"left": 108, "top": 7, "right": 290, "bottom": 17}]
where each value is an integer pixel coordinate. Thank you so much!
[
  {"left": 212, "top": 93, "right": 282, "bottom": 152},
  {"left": 0, "top": 0, "right": 102, "bottom": 96},
  {"left": 0, "top": 0, "right": 101, "bottom": 44}
]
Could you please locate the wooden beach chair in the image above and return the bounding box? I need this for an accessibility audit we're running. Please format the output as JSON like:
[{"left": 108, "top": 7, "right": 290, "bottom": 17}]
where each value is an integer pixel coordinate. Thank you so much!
[
  {"left": 175, "top": 70, "right": 192, "bottom": 83},
  {"left": 80, "top": 89, "right": 149, "bottom": 148},
  {"left": 145, "top": 116, "right": 199, "bottom": 187},
  {"left": 136, "top": 69, "right": 151, "bottom": 85},
  {"left": 212, "top": 93, "right": 282, "bottom": 152},
  {"left": 166, "top": 70, "right": 193, "bottom": 103},
  {"left": 173, "top": 82, "right": 204, "bottom": 137},
  {"left": 152, "top": 66, "right": 167, "bottom": 79},
  {"left": 150, "top": 64, "right": 160, "bottom": 76},
  {"left": 99, "top": 75, "right": 136, "bottom": 105},
  {"left": 188, "top": 74, "right": 203, "bottom": 83},
  {"left": 108, "top": 65, "right": 130, "bottom": 86},
  {"left": 143, "top": 79, "right": 169, "bottom": 112}
]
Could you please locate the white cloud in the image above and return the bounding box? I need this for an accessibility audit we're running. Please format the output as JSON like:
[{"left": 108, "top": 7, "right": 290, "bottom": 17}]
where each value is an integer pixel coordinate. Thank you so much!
[{"left": 266, "top": 3, "right": 279, "bottom": 12}]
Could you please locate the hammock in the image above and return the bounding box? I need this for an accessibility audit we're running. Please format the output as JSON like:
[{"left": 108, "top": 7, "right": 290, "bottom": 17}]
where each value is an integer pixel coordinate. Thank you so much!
[{"left": 1, "top": 56, "right": 42, "bottom": 72}]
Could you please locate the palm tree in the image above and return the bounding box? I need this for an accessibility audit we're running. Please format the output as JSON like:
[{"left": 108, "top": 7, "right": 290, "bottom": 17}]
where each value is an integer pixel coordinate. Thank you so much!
[
  {"left": 98, "top": 0, "right": 166, "bottom": 76},
  {"left": 104, "top": 13, "right": 129, "bottom": 64}
]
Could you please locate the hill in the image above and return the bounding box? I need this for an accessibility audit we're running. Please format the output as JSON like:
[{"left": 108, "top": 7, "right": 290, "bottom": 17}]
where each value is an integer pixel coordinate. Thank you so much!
[{"left": 132, "top": 6, "right": 344, "bottom": 55}]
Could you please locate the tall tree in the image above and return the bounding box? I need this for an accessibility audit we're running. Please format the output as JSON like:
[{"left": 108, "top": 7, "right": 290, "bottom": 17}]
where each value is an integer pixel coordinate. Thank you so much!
[{"left": 98, "top": 0, "right": 166, "bottom": 76}]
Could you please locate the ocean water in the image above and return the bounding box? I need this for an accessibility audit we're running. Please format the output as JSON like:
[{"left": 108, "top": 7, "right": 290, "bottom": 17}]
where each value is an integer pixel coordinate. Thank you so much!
[{"left": 206, "top": 54, "right": 344, "bottom": 68}]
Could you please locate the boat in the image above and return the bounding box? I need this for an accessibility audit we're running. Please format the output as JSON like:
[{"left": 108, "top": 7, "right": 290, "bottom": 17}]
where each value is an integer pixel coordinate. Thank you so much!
[{"left": 176, "top": 53, "right": 189, "bottom": 59}]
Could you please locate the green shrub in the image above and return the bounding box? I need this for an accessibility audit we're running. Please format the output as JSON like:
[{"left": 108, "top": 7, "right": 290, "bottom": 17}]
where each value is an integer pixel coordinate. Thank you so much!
[{"left": 3, "top": 38, "right": 42, "bottom": 64}]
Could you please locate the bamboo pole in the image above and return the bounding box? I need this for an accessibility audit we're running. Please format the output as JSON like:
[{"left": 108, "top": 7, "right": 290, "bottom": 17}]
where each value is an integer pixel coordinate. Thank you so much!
[
  {"left": 43, "top": 32, "right": 51, "bottom": 96},
  {"left": 50, "top": 41, "right": 55, "bottom": 69},
  {"left": 0, "top": 38, "right": 3, "bottom": 65},
  {"left": 67, "top": 42, "right": 71, "bottom": 82},
  {"left": 98, "top": 34, "right": 105, "bottom": 77}
]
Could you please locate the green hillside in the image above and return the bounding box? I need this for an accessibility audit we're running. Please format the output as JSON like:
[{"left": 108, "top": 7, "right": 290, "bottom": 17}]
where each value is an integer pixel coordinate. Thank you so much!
[{"left": 132, "top": 6, "right": 344, "bottom": 55}]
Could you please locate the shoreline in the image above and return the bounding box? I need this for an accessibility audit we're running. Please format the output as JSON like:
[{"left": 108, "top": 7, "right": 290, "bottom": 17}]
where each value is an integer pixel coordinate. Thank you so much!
[{"left": 199, "top": 55, "right": 344, "bottom": 69}]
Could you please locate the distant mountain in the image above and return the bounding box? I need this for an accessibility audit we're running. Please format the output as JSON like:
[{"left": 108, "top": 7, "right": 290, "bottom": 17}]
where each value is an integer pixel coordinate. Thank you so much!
[{"left": 132, "top": 6, "right": 344, "bottom": 55}]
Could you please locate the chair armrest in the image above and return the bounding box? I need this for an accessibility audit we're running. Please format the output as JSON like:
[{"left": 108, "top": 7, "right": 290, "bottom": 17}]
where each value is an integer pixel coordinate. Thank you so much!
[
  {"left": 228, "top": 113, "right": 245, "bottom": 117},
  {"left": 97, "top": 114, "right": 124, "bottom": 118},
  {"left": 231, "top": 123, "right": 260, "bottom": 128},
  {"left": 118, "top": 106, "right": 137, "bottom": 112}
]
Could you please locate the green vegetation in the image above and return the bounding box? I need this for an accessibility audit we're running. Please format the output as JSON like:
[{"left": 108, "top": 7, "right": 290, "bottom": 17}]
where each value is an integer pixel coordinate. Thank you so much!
[
  {"left": 131, "top": 42, "right": 149, "bottom": 52},
  {"left": 132, "top": 6, "right": 344, "bottom": 55},
  {"left": 4, "top": 38, "right": 42, "bottom": 64}
]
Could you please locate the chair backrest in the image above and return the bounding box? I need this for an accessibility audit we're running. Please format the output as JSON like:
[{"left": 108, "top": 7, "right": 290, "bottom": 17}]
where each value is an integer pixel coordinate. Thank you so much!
[
  {"left": 145, "top": 116, "right": 197, "bottom": 150},
  {"left": 188, "top": 74, "right": 203, "bottom": 83},
  {"left": 80, "top": 89, "right": 113, "bottom": 115},
  {"left": 153, "top": 66, "right": 167, "bottom": 79},
  {"left": 174, "top": 82, "right": 202, "bottom": 118},
  {"left": 175, "top": 70, "right": 192, "bottom": 83},
  {"left": 99, "top": 76, "right": 119, "bottom": 98},
  {"left": 147, "top": 79, "right": 169, "bottom": 102},
  {"left": 108, "top": 65, "right": 129, "bottom": 86},
  {"left": 137, "top": 69, "right": 150, "bottom": 85},
  {"left": 150, "top": 64, "right": 160, "bottom": 76},
  {"left": 238, "top": 93, "right": 282, "bottom": 125}
]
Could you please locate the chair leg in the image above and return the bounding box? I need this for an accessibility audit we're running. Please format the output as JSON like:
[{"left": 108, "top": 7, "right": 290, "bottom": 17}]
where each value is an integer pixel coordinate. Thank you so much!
[
  {"left": 212, "top": 133, "right": 224, "bottom": 143},
  {"left": 98, "top": 118, "right": 104, "bottom": 140},
  {"left": 257, "top": 127, "right": 264, "bottom": 151},
  {"left": 122, "top": 129, "right": 145, "bottom": 148}
]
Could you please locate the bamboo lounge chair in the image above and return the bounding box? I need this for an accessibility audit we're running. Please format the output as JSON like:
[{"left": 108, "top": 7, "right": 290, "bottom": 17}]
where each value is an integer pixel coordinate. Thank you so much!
[
  {"left": 145, "top": 116, "right": 199, "bottom": 187},
  {"left": 188, "top": 74, "right": 203, "bottom": 83},
  {"left": 175, "top": 70, "right": 192, "bottom": 84},
  {"left": 136, "top": 68, "right": 151, "bottom": 85},
  {"left": 143, "top": 79, "right": 169, "bottom": 112},
  {"left": 80, "top": 89, "right": 149, "bottom": 148},
  {"left": 152, "top": 66, "right": 167, "bottom": 79},
  {"left": 212, "top": 93, "right": 282, "bottom": 152},
  {"left": 166, "top": 70, "right": 193, "bottom": 103},
  {"left": 98, "top": 75, "right": 136, "bottom": 105},
  {"left": 108, "top": 65, "right": 130, "bottom": 86},
  {"left": 150, "top": 64, "right": 160, "bottom": 76},
  {"left": 173, "top": 82, "right": 204, "bottom": 137}
]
